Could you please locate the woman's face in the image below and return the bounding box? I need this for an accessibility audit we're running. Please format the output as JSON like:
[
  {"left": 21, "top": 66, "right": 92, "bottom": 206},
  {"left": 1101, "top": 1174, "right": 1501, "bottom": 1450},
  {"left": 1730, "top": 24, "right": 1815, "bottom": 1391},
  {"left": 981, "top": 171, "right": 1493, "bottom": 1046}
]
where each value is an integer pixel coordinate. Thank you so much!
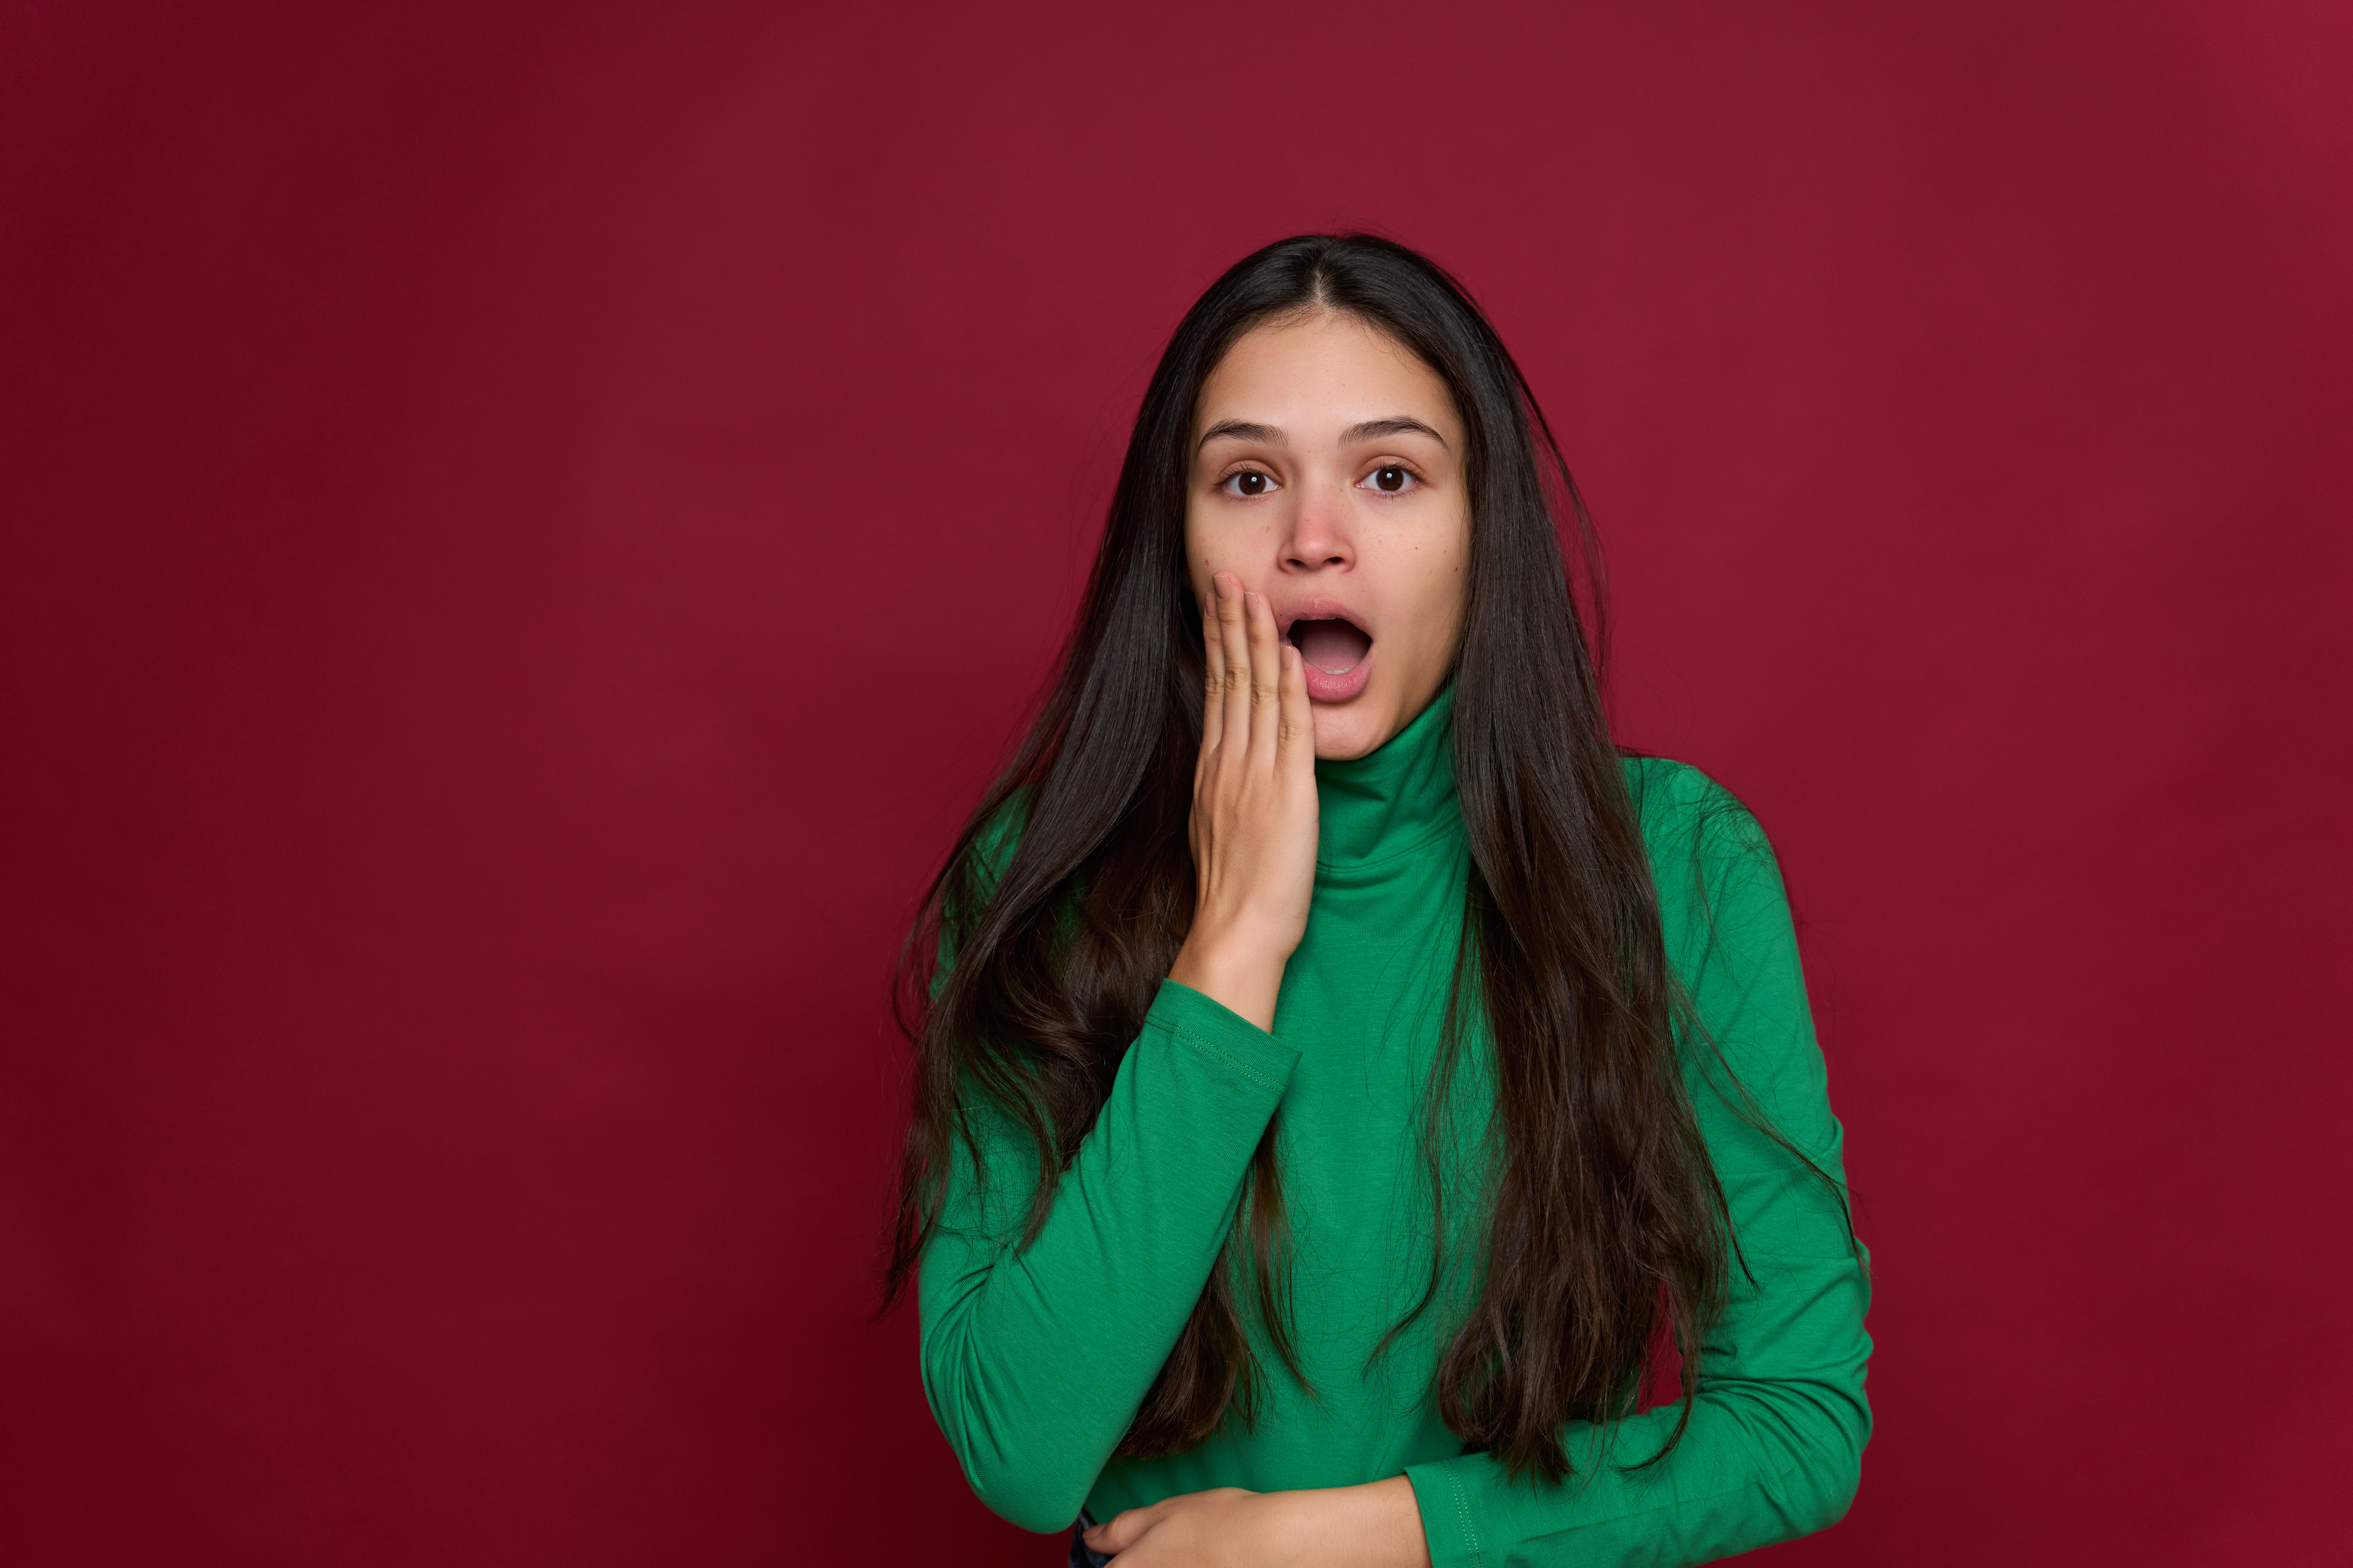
[{"left": 1185, "top": 311, "right": 1471, "bottom": 762}]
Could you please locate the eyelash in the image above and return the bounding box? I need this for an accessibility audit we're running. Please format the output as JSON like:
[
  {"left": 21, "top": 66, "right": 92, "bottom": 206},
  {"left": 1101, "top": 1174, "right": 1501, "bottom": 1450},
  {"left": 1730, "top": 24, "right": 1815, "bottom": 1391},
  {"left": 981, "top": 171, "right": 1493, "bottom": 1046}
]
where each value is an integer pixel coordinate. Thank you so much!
[
  {"left": 1360, "top": 463, "right": 1423, "bottom": 495},
  {"left": 1215, "top": 463, "right": 1427, "bottom": 498}
]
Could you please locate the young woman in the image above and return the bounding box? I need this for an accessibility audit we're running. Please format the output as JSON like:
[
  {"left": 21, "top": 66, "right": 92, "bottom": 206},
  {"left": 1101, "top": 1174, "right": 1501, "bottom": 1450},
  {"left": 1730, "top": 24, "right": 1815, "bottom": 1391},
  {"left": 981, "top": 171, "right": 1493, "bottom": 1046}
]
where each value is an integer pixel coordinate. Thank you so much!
[{"left": 884, "top": 234, "right": 1870, "bottom": 1567}]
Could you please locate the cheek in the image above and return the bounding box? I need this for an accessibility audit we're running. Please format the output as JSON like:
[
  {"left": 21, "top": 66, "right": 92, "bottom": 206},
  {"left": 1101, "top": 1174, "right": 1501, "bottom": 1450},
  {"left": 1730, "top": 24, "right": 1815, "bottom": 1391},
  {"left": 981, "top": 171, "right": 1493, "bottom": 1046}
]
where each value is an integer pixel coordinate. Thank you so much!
[
  {"left": 1182, "top": 511, "right": 1236, "bottom": 604},
  {"left": 1442, "top": 502, "right": 1471, "bottom": 576},
  {"left": 1182, "top": 507, "right": 1254, "bottom": 580},
  {"left": 1402, "top": 512, "right": 1471, "bottom": 651}
]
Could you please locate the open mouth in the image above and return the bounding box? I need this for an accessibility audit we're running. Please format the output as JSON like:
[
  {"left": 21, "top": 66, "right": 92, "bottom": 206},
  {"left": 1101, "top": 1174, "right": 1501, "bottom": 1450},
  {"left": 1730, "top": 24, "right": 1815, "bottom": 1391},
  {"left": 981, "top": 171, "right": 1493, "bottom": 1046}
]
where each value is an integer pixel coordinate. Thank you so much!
[{"left": 1286, "top": 618, "right": 1373, "bottom": 675}]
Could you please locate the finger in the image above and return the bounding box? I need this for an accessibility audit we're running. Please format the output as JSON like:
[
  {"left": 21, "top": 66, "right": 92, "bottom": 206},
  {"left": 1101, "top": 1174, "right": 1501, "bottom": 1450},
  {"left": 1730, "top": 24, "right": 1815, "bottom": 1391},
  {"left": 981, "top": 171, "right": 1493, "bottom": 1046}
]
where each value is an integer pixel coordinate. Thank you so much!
[
  {"left": 1085, "top": 1504, "right": 1160, "bottom": 1555},
  {"left": 1214, "top": 572, "right": 1252, "bottom": 757},
  {"left": 1276, "top": 640, "right": 1314, "bottom": 771},
  {"left": 1246, "top": 589, "right": 1283, "bottom": 764},
  {"left": 1197, "top": 587, "right": 1226, "bottom": 758}
]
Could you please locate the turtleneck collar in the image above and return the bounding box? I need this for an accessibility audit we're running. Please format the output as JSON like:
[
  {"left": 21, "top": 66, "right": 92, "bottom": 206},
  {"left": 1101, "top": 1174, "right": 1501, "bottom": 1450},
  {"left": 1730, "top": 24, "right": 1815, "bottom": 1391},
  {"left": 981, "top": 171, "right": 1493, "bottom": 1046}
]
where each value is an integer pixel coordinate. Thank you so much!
[{"left": 1313, "top": 682, "right": 1461, "bottom": 870}]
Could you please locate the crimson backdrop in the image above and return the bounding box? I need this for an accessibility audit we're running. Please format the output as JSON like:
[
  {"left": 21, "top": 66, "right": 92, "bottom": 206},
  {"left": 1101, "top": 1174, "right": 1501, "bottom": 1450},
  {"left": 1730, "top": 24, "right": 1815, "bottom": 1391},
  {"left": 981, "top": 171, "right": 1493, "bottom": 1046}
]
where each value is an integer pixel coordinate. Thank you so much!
[{"left": 4, "top": 3, "right": 2349, "bottom": 1564}]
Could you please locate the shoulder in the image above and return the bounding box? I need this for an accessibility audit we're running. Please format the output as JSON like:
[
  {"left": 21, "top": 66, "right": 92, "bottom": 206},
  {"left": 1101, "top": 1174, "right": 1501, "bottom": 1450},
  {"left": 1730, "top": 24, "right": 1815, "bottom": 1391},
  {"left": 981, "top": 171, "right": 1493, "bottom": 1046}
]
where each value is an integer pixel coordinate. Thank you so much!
[
  {"left": 934, "top": 784, "right": 1037, "bottom": 978},
  {"left": 1620, "top": 755, "right": 1775, "bottom": 875},
  {"left": 1618, "top": 754, "right": 1791, "bottom": 945},
  {"left": 967, "top": 784, "right": 1035, "bottom": 896}
]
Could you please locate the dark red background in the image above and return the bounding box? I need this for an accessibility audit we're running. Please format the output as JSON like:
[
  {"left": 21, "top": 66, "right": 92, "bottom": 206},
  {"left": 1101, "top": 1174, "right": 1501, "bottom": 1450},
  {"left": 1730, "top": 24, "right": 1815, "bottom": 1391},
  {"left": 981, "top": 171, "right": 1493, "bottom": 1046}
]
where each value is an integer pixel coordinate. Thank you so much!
[{"left": 4, "top": 2, "right": 2349, "bottom": 1563}]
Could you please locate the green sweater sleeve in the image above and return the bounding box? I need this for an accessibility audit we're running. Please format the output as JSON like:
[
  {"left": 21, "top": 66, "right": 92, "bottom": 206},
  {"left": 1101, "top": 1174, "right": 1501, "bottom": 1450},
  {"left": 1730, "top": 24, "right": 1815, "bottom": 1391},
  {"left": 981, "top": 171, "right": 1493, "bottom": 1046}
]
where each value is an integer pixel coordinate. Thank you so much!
[
  {"left": 917, "top": 977, "right": 1302, "bottom": 1533},
  {"left": 1403, "top": 774, "right": 1872, "bottom": 1566}
]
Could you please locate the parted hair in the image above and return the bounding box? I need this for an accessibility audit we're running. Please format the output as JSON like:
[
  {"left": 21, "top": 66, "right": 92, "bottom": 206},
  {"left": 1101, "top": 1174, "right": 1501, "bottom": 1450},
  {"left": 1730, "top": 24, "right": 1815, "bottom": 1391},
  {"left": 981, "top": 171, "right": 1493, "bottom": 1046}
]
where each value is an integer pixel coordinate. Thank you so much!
[{"left": 883, "top": 233, "right": 1803, "bottom": 1480}]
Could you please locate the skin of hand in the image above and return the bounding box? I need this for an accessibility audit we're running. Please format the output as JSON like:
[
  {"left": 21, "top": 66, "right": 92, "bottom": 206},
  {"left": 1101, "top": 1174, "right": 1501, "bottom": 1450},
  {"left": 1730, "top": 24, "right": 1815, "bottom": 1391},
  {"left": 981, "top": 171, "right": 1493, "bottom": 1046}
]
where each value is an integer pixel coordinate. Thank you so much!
[
  {"left": 1164, "top": 573, "right": 1318, "bottom": 1033},
  {"left": 1151, "top": 312, "right": 1472, "bottom": 1565},
  {"left": 1081, "top": 1478, "right": 1432, "bottom": 1568}
]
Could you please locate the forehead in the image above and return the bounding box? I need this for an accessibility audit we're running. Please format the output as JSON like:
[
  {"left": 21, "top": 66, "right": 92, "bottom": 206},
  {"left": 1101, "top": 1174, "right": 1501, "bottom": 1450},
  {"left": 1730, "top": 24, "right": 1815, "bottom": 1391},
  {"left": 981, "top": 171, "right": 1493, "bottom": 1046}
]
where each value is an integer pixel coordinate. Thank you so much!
[{"left": 1194, "top": 312, "right": 1458, "bottom": 437}]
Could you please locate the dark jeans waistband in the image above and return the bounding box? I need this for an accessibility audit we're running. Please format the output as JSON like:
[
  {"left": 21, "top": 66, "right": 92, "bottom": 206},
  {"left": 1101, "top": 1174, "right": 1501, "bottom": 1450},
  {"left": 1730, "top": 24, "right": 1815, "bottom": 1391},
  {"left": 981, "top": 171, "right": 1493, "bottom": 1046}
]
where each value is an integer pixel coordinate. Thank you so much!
[{"left": 1067, "top": 1509, "right": 1110, "bottom": 1568}]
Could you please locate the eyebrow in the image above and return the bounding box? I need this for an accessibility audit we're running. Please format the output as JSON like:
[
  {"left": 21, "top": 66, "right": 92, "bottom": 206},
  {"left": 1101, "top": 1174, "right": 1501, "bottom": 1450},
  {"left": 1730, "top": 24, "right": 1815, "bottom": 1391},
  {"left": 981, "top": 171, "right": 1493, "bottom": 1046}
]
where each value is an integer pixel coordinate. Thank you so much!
[
  {"left": 1342, "top": 417, "right": 1448, "bottom": 447},
  {"left": 1195, "top": 415, "right": 1449, "bottom": 451},
  {"left": 1197, "top": 419, "right": 1284, "bottom": 450}
]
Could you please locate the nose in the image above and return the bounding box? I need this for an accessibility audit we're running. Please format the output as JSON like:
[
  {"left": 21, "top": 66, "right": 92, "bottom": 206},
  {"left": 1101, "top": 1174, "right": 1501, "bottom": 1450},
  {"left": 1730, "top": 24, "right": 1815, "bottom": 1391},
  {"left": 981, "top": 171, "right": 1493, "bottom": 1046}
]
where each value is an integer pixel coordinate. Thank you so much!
[{"left": 1281, "top": 480, "right": 1353, "bottom": 574}]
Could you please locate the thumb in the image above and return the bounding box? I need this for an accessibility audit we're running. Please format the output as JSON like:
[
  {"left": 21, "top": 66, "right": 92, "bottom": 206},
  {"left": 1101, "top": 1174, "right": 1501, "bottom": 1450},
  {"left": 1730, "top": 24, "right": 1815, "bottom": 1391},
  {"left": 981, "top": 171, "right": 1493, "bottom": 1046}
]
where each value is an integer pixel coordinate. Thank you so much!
[{"left": 1084, "top": 1504, "right": 1160, "bottom": 1555}]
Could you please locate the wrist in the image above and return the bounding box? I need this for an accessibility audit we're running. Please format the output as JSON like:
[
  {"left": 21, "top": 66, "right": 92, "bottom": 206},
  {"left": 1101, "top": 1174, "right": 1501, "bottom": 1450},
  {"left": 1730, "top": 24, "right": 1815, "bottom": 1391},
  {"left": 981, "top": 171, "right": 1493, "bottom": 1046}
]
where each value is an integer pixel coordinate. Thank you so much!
[
  {"left": 1258, "top": 1479, "right": 1428, "bottom": 1568},
  {"left": 1168, "top": 929, "right": 1287, "bottom": 1033}
]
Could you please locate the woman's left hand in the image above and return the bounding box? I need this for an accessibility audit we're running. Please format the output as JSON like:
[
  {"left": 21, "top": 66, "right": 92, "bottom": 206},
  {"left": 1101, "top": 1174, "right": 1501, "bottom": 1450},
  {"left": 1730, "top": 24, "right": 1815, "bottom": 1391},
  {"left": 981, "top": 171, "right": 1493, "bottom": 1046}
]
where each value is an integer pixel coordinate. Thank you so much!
[{"left": 1081, "top": 1478, "right": 1430, "bottom": 1567}]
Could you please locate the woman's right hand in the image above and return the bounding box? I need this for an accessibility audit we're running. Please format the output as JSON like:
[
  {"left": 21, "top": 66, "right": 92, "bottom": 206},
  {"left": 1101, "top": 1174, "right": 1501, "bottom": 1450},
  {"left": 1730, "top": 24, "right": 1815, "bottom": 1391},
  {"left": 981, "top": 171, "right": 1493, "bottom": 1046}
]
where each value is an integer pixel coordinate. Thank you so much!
[{"left": 1168, "top": 571, "right": 1319, "bottom": 1034}]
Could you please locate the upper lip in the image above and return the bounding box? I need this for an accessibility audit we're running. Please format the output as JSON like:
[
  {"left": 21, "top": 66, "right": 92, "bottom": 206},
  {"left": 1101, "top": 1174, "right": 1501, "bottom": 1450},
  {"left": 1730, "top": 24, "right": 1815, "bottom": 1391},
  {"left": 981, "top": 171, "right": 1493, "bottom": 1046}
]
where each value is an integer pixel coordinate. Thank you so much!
[{"left": 1273, "top": 596, "right": 1372, "bottom": 642}]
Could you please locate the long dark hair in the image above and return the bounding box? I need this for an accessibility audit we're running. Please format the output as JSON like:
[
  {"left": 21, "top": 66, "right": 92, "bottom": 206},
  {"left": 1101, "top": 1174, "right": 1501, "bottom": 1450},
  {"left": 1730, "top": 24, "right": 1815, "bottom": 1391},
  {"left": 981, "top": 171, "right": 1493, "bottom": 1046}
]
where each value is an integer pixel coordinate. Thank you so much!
[{"left": 884, "top": 233, "right": 1774, "bottom": 1481}]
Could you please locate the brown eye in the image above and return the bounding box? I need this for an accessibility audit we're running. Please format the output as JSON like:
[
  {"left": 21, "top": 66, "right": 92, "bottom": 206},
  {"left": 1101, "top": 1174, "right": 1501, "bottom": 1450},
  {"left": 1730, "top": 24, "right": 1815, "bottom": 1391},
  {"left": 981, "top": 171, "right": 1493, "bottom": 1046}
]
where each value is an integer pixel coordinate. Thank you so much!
[
  {"left": 1371, "top": 465, "right": 1409, "bottom": 492},
  {"left": 1226, "top": 471, "right": 1273, "bottom": 497}
]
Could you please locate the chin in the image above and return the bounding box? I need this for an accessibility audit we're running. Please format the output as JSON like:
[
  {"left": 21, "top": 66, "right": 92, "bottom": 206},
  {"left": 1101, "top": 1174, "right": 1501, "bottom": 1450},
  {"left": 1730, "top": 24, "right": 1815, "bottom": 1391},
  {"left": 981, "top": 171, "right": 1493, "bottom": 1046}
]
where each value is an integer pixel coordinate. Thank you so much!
[{"left": 1310, "top": 703, "right": 1391, "bottom": 762}]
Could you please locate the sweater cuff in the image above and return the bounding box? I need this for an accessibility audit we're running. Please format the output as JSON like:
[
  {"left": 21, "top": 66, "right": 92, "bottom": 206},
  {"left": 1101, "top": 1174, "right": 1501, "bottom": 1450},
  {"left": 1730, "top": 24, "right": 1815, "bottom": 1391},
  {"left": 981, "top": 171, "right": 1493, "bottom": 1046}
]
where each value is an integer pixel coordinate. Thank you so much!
[
  {"left": 1144, "top": 979, "right": 1300, "bottom": 1093},
  {"left": 1404, "top": 1461, "right": 1483, "bottom": 1568}
]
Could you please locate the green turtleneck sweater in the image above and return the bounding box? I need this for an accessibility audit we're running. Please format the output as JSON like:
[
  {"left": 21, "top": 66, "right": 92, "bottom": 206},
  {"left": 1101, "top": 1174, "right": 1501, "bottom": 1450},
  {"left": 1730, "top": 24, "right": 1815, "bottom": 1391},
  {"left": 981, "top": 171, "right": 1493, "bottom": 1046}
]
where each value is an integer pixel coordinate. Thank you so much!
[{"left": 917, "top": 688, "right": 1871, "bottom": 1566}]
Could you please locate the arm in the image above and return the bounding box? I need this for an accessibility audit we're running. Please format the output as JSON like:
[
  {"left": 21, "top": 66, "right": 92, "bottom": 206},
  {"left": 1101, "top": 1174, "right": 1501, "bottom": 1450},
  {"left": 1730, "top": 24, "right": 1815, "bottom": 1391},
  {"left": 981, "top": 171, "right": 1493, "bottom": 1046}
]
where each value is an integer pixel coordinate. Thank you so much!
[
  {"left": 920, "top": 575, "right": 1321, "bottom": 1533},
  {"left": 919, "top": 979, "right": 1300, "bottom": 1532},
  {"left": 1401, "top": 774, "right": 1872, "bottom": 1567},
  {"left": 1082, "top": 1477, "right": 1431, "bottom": 1567}
]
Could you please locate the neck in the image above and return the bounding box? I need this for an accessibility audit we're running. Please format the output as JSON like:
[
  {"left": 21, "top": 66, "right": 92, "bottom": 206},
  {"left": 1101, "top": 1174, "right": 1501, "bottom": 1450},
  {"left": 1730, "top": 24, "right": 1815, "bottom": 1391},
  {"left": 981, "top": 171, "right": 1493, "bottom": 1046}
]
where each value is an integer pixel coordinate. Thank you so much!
[{"left": 1313, "top": 683, "right": 1460, "bottom": 869}]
